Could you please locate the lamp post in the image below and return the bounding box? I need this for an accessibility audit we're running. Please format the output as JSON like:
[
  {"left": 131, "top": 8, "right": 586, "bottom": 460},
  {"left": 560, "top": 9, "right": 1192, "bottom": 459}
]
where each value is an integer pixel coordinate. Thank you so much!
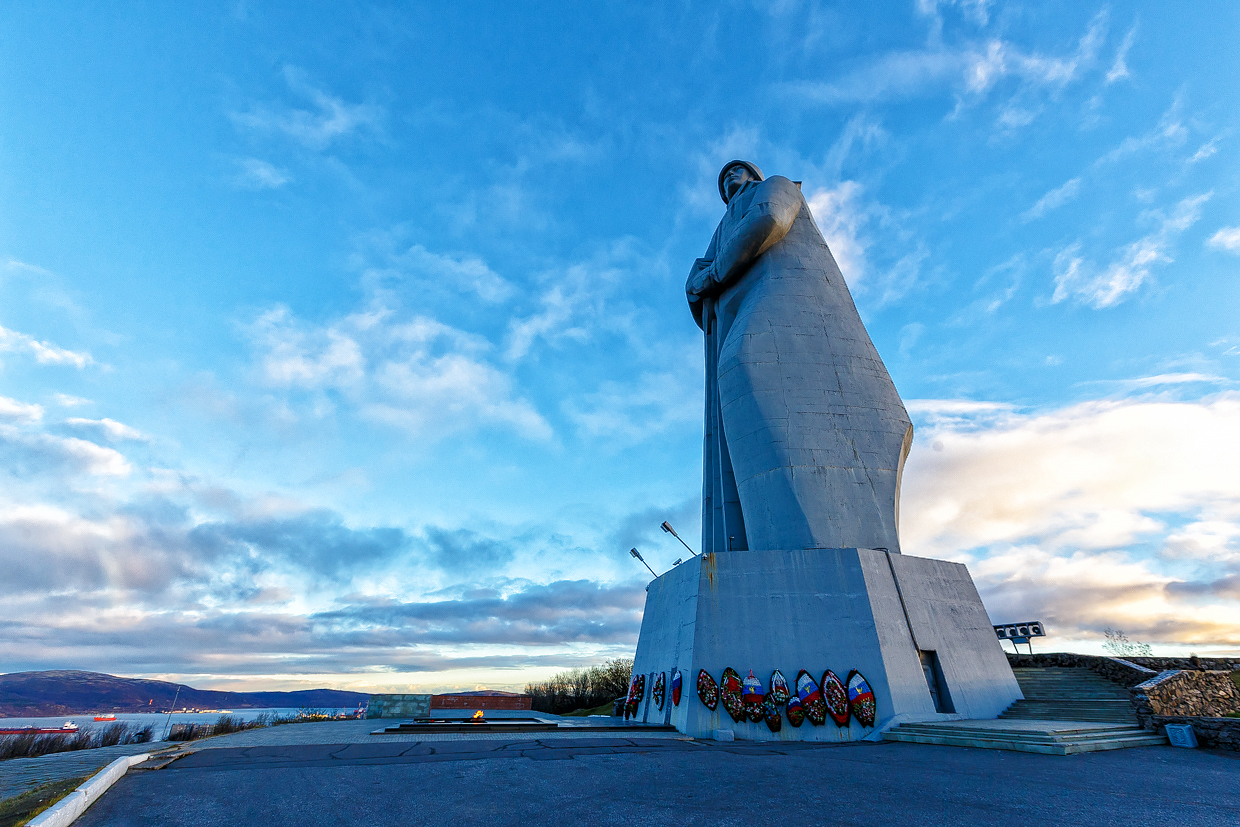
[
  {"left": 629, "top": 547, "right": 657, "bottom": 577},
  {"left": 660, "top": 521, "right": 697, "bottom": 556}
]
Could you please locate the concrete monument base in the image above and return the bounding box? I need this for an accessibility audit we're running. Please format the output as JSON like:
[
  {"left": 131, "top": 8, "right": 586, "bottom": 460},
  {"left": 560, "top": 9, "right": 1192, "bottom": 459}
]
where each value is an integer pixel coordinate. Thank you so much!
[{"left": 630, "top": 548, "right": 1022, "bottom": 741}]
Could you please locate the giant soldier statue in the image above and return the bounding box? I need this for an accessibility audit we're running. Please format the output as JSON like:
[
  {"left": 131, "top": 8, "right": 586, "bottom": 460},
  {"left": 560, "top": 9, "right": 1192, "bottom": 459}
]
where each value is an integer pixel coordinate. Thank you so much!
[
  {"left": 686, "top": 160, "right": 913, "bottom": 556},
  {"left": 628, "top": 160, "right": 1021, "bottom": 740}
]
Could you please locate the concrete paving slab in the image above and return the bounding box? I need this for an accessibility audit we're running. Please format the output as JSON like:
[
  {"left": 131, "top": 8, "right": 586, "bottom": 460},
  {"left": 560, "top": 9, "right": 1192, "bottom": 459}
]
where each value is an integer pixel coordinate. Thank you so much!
[{"left": 71, "top": 734, "right": 1239, "bottom": 827}]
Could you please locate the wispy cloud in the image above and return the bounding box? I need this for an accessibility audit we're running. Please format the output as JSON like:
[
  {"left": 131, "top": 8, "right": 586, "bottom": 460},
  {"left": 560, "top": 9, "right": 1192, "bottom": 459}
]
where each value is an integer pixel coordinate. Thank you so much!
[
  {"left": 231, "top": 66, "right": 382, "bottom": 150},
  {"left": 1095, "top": 96, "right": 1188, "bottom": 166},
  {"left": 1023, "top": 177, "right": 1082, "bottom": 221},
  {"left": 1105, "top": 24, "right": 1138, "bottom": 84},
  {"left": 788, "top": 10, "right": 1110, "bottom": 130},
  {"left": 232, "top": 157, "right": 292, "bottom": 189},
  {"left": 1052, "top": 192, "right": 1211, "bottom": 308},
  {"left": 0, "top": 324, "right": 93, "bottom": 368},
  {"left": 359, "top": 242, "right": 514, "bottom": 304},
  {"left": 1207, "top": 226, "right": 1240, "bottom": 253},
  {"left": 63, "top": 417, "right": 147, "bottom": 442}
]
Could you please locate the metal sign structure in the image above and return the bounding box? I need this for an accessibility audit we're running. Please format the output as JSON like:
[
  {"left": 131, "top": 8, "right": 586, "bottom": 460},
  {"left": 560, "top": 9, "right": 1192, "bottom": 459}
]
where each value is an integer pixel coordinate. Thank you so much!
[{"left": 993, "top": 621, "right": 1045, "bottom": 655}]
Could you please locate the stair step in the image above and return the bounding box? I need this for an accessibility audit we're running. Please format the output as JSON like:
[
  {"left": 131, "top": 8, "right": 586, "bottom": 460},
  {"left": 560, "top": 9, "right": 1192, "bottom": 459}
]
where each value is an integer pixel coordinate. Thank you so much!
[
  {"left": 894, "top": 724, "right": 1141, "bottom": 740},
  {"left": 884, "top": 729, "right": 1168, "bottom": 755},
  {"left": 1000, "top": 667, "right": 1137, "bottom": 724}
]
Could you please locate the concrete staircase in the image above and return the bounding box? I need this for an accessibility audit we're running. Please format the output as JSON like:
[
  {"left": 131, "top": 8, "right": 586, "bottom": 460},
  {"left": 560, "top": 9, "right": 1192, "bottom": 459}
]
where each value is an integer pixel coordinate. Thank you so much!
[
  {"left": 1001, "top": 667, "right": 1135, "bottom": 724},
  {"left": 882, "top": 667, "right": 1170, "bottom": 754},
  {"left": 883, "top": 720, "right": 1168, "bottom": 755}
]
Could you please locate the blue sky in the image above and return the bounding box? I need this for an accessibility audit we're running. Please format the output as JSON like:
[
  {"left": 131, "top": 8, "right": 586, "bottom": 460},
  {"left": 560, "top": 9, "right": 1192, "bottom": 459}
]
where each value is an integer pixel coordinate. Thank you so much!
[{"left": 1, "top": 1, "right": 1238, "bottom": 692}]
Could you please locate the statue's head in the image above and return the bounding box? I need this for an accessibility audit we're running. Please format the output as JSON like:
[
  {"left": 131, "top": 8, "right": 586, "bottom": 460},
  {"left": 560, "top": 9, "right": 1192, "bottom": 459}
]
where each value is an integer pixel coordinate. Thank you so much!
[{"left": 718, "top": 160, "right": 764, "bottom": 204}]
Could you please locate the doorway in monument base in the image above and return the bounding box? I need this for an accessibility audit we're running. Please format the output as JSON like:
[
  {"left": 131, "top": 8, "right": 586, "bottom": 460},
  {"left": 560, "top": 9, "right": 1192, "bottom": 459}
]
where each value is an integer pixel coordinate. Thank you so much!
[{"left": 920, "top": 650, "right": 955, "bottom": 714}]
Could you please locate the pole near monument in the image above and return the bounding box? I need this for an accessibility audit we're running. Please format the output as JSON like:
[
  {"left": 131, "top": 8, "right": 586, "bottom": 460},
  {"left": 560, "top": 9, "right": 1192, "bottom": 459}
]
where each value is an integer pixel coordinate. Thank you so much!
[
  {"left": 661, "top": 521, "right": 697, "bottom": 556},
  {"left": 629, "top": 547, "right": 657, "bottom": 578}
]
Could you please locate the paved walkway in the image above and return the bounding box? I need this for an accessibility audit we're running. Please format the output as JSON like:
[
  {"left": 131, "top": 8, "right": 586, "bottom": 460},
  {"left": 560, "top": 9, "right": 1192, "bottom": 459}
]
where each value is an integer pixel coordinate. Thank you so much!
[
  {"left": 0, "top": 715, "right": 663, "bottom": 801},
  {"left": 76, "top": 733, "right": 1240, "bottom": 826}
]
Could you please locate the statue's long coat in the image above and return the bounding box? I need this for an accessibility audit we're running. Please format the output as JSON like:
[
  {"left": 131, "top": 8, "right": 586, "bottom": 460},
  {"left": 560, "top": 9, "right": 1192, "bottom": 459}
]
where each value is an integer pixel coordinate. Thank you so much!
[{"left": 691, "top": 175, "right": 913, "bottom": 555}]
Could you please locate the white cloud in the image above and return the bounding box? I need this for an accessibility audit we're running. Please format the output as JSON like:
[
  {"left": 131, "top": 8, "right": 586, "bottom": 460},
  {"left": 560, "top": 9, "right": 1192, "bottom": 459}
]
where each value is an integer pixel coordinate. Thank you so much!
[
  {"left": 501, "top": 241, "right": 655, "bottom": 363},
  {"left": 232, "top": 66, "right": 381, "bottom": 150},
  {"left": 1105, "top": 24, "right": 1138, "bottom": 84},
  {"left": 807, "top": 181, "right": 870, "bottom": 286},
  {"left": 0, "top": 396, "right": 44, "bottom": 423},
  {"left": 249, "top": 305, "right": 550, "bottom": 441},
  {"left": 369, "top": 244, "right": 514, "bottom": 304},
  {"left": 1022, "top": 177, "right": 1081, "bottom": 221},
  {"left": 1051, "top": 192, "right": 1211, "bottom": 308},
  {"left": 901, "top": 394, "right": 1240, "bottom": 643},
  {"left": 1188, "top": 138, "right": 1220, "bottom": 164},
  {"left": 233, "top": 158, "right": 292, "bottom": 190},
  {"left": 54, "top": 394, "right": 92, "bottom": 408},
  {"left": 0, "top": 324, "right": 93, "bottom": 368},
  {"left": 916, "top": 0, "right": 994, "bottom": 27},
  {"left": 1207, "top": 226, "right": 1240, "bottom": 253},
  {"left": 564, "top": 358, "right": 701, "bottom": 446},
  {"left": 64, "top": 417, "right": 147, "bottom": 442},
  {"left": 791, "top": 12, "right": 1109, "bottom": 131},
  {"left": 0, "top": 424, "right": 132, "bottom": 477},
  {"left": 897, "top": 322, "right": 925, "bottom": 357}
]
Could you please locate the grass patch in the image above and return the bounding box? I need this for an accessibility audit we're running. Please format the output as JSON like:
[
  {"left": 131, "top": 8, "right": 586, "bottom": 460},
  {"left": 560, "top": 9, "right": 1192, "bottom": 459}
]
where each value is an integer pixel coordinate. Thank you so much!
[
  {"left": 562, "top": 701, "right": 619, "bottom": 717},
  {"left": 0, "top": 776, "right": 87, "bottom": 827},
  {"left": 0, "top": 724, "right": 152, "bottom": 760},
  {"left": 1230, "top": 671, "right": 1239, "bottom": 691}
]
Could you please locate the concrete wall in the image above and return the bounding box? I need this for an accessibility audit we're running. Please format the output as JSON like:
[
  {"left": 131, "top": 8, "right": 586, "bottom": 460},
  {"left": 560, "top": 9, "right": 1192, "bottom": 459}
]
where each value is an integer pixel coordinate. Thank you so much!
[
  {"left": 631, "top": 555, "right": 702, "bottom": 727},
  {"left": 431, "top": 695, "right": 532, "bottom": 710},
  {"left": 366, "top": 694, "right": 431, "bottom": 719},
  {"left": 886, "top": 552, "right": 1023, "bottom": 719},
  {"left": 630, "top": 548, "right": 1022, "bottom": 741}
]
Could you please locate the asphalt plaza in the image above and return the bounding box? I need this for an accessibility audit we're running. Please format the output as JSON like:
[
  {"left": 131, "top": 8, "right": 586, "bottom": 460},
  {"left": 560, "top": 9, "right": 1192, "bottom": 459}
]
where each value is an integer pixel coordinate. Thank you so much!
[{"left": 75, "top": 734, "right": 1239, "bottom": 827}]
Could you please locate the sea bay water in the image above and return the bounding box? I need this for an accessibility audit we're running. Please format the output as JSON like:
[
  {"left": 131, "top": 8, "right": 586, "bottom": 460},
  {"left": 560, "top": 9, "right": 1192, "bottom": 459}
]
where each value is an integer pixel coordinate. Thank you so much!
[{"left": 0, "top": 708, "right": 361, "bottom": 742}]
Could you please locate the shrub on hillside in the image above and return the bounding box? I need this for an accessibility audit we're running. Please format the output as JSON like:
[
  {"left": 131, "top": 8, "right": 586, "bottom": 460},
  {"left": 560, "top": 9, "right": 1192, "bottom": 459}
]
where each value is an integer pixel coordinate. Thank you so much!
[{"left": 525, "top": 658, "right": 633, "bottom": 715}]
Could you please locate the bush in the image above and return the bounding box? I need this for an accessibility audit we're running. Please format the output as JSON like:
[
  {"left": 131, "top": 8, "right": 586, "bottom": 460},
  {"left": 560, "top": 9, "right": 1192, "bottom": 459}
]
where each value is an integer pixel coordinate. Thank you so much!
[
  {"left": 525, "top": 658, "right": 634, "bottom": 715},
  {"left": 1102, "top": 628, "right": 1153, "bottom": 657},
  {"left": 212, "top": 715, "right": 247, "bottom": 735},
  {"left": 0, "top": 723, "right": 155, "bottom": 760}
]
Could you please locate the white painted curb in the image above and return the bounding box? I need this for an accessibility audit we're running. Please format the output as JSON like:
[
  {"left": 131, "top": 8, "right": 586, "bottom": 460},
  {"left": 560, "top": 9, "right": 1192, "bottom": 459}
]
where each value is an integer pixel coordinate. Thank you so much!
[{"left": 27, "top": 753, "right": 150, "bottom": 827}]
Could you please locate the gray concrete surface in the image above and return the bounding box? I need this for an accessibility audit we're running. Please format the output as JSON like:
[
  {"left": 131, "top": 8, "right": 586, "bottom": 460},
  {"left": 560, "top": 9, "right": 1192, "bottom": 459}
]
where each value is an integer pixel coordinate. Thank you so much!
[{"left": 75, "top": 735, "right": 1238, "bottom": 826}]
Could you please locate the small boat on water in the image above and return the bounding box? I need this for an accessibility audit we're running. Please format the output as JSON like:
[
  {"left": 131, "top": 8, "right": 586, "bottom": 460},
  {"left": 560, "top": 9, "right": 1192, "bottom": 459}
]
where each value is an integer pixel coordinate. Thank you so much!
[
  {"left": 0, "top": 722, "right": 80, "bottom": 735},
  {"left": 94, "top": 715, "right": 117, "bottom": 722}
]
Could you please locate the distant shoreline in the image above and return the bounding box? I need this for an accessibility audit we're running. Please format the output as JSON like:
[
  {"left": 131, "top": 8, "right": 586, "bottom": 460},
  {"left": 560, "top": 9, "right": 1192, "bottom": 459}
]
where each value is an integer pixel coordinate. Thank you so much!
[{"left": 0, "top": 670, "right": 369, "bottom": 719}]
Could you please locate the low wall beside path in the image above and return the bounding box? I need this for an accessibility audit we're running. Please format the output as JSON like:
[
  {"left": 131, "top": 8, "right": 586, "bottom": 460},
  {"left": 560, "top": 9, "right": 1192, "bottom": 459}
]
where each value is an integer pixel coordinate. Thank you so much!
[
  {"left": 1131, "top": 669, "right": 1240, "bottom": 750},
  {"left": 1132, "top": 669, "right": 1240, "bottom": 718}
]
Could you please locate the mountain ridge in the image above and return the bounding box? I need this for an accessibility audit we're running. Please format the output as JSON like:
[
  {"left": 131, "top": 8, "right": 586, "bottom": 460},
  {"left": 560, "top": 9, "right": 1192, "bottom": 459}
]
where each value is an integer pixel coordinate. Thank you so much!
[{"left": 0, "top": 670, "right": 369, "bottom": 717}]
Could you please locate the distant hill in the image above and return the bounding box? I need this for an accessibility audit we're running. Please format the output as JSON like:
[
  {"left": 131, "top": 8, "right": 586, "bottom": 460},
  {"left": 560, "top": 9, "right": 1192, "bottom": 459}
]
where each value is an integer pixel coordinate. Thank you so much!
[{"left": 0, "top": 670, "right": 369, "bottom": 717}]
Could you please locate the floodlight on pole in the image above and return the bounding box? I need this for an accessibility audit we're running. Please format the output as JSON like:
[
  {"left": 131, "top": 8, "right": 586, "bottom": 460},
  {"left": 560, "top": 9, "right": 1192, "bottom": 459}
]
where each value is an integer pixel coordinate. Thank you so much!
[
  {"left": 630, "top": 547, "right": 658, "bottom": 577},
  {"left": 660, "top": 521, "right": 697, "bottom": 555}
]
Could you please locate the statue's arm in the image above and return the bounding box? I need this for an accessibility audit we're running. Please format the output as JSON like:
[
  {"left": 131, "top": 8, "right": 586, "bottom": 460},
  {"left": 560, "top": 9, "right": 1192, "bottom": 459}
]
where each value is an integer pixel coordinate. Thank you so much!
[
  {"left": 686, "top": 224, "right": 721, "bottom": 329},
  {"left": 706, "top": 177, "right": 801, "bottom": 293}
]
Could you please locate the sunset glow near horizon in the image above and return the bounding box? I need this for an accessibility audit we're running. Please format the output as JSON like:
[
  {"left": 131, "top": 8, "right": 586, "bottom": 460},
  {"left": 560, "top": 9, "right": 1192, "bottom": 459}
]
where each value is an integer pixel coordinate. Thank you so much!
[{"left": 2, "top": 1, "right": 1239, "bottom": 694}]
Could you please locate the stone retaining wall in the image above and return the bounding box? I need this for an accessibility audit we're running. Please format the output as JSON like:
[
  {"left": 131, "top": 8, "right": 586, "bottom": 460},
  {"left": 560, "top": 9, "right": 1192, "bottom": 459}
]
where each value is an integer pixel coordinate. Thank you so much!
[
  {"left": 1141, "top": 715, "right": 1240, "bottom": 751},
  {"left": 1005, "top": 652, "right": 1157, "bottom": 687},
  {"left": 1132, "top": 670, "right": 1240, "bottom": 718},
  {"left": 1123, "top": 656, "right": 1240, "bottom": 672}
]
